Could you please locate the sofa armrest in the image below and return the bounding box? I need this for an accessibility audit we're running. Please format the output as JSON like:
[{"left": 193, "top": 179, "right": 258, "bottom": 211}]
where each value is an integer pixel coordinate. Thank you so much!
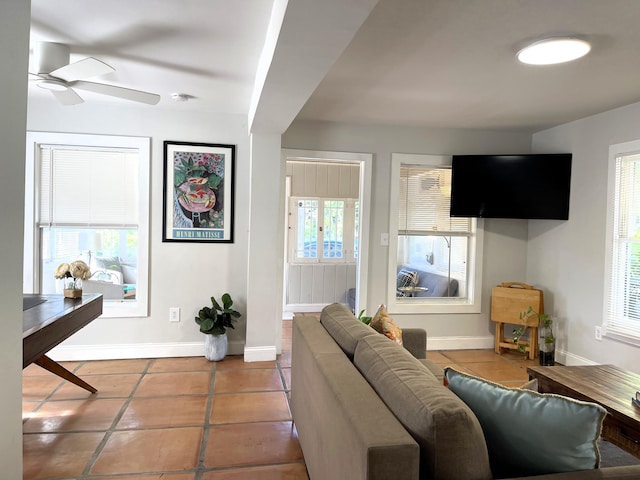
[
  {"left": 292, "top": 316, "right": 420, "bottom": 480},
  {"left": 402, "top": 328, "right": 426, "bottom": 359}
]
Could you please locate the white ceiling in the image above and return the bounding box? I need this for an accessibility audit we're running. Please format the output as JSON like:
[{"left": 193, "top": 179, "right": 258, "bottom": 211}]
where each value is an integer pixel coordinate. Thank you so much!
[
  {"left": 28, "top": 0, "right": 640, "bottom": 133},
  {"left": 28, "top": 0, "right": 274, "bottom": 114}
]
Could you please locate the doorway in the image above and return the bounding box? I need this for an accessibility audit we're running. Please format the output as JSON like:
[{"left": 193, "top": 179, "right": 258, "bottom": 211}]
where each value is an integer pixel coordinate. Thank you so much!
[{"left": 281, "top": 149, "right": 372, "bottom": 318}]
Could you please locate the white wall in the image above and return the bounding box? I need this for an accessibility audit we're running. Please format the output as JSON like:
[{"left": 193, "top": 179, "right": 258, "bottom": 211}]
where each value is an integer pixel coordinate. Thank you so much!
[
  {"left": 283, "top": 120, "right": 532, "bottom": 346},
  {"left": 530, "top": 100, "right": 640, "bottom": 371},
  {"left": 1, "top": 1, "right": 30, "bottom": 476},
  {"left": 245, "top": 133, "right": 284, "bottom": 360},
  {"left": 27, "top": 96, "right": 252, "bottom": 357}
]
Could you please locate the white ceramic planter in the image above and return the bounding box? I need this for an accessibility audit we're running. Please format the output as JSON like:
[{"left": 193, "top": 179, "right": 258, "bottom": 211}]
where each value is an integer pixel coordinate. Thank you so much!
[{"left": 204, "top": 333, "right": 228, "bottom": 361}]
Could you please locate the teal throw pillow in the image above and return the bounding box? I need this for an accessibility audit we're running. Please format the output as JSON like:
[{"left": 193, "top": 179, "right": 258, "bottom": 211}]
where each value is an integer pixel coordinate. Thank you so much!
[{"left": 444, "top": 367, "right": 606, "bottom": 478}]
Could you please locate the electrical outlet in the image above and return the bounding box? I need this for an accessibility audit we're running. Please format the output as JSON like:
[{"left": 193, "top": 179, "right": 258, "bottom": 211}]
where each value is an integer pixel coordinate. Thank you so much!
[
  {"left": 595, "top": 326, "right": 602, "bottom": 341},
  {"left": 169, "top": 307, "right": 180, "bottom": 322}
]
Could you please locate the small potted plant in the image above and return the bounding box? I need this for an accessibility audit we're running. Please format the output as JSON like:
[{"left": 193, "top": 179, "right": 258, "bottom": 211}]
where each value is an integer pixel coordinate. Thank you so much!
[
  {"left": 519, "top": 306, "right": 555, "bottom": 365},
  {"left": 194, "top": 293, "right": 241, "bottom": 361}
]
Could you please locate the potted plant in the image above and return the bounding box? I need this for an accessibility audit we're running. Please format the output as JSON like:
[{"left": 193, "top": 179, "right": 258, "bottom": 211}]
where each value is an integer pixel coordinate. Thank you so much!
[
  {"left": 519, "top": 306, "right": 555, "bottom": 366},
  {"left": 194, "top": 293, "right": 241, "bottom": 361}
]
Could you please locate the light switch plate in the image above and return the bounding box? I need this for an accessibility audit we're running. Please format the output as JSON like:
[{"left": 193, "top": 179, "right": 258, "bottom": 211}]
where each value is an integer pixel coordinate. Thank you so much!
[{"left": 380, "top": 233, "right": 389, "bottom": 246}]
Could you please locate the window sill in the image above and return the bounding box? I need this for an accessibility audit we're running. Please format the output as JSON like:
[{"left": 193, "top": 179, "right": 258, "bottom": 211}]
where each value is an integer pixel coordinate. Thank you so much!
[
  {"left": 388, "top": 297, "right": 481, "bottom": 315},
  {"left": 604, "top": 331, "right": 640, "bottom": 348}
]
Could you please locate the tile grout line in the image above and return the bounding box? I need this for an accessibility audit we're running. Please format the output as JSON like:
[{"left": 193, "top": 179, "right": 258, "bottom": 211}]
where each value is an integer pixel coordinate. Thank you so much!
[
  {"left": 195, "top": 359, "right": 218, "bottom": 479},
  {"left": 23, "top": 360, "right": 91, "bottom": 421},
  {"left": 80, "top": 358, "right": 154, "bottom": 478}
]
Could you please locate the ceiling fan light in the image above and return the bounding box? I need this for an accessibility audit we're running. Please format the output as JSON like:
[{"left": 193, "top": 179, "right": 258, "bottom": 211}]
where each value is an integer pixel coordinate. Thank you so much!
[
  {"left": 517, "top": 37, "right": 591, "bottom": 65},
  {"left": 37, "top": 79, "right": 69, "bottom": 91}
]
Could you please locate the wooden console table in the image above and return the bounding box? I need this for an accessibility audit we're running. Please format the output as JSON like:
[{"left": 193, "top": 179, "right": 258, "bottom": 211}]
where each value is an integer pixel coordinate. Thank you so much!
[
  {"left": 528, "top": 364, "right": 640, "bottom": 457},
  {"left": 23, "top": 293, "right": 103, "bottom": 393}
]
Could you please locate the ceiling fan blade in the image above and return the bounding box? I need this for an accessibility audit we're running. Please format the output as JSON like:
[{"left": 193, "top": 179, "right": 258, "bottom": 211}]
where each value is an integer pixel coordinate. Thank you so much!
[
  {"left": 72, "top": 80, "right": 160, "bottom": 105},
  {"left": 51, "top": 88, "right": 84, "bottom": 106},
  {"left": 50, "top": 57, "right": 115, "bottom": 82}
]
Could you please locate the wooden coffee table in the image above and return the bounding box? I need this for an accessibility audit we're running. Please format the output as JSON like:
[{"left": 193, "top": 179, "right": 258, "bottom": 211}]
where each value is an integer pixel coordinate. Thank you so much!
[{"left": 527, "top": 364, "right": 640, "bottom": 457}]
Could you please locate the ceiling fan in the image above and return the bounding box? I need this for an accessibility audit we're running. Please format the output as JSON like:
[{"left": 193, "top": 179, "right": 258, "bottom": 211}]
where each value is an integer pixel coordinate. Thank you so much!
[{"left": 29, "top": 41, "right": 160, "bottom": 106}]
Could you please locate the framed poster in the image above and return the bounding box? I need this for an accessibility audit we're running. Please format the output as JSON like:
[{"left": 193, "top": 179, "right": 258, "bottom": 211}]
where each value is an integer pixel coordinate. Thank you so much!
[{"left": 162, "top": 141, "right": 235, "bottom": 243}]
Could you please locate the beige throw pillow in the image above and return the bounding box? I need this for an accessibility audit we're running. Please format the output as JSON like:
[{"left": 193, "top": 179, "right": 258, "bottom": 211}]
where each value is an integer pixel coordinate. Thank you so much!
[{"left": 370, "top": 304, "right": 403, "bottom": 345}]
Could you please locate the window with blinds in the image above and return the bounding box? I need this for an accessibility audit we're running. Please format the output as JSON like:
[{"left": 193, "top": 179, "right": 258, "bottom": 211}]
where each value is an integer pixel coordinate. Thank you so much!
[
  {"left": 388, "top": 153, "right": 483, "bottom": 314},
  {"left": 605, "top": 148, "right": 640, "bottom": 341},
  {"left": 25, "top": 132, "right": 150, "bottom": 318},
  {"left": 397, "top": 165, "right": 473, "bottom": 298}
]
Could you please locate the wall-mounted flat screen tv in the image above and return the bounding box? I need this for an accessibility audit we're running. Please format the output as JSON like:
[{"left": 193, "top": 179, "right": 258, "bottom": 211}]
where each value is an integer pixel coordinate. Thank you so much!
[{"left": 450, "top": 154, "right": 572, "bottom": 220}]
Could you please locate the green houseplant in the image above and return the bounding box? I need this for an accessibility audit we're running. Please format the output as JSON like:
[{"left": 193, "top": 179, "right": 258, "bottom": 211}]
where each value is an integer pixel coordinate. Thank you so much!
[
  {"left": 357, "top": 308, "right": 372, "bottom": 325},
  {"left": 195, "top": 293, "right": 241, "bottom": 361},
  {"left": 515, "top": 306, "right": 555, "bottom": 365}
]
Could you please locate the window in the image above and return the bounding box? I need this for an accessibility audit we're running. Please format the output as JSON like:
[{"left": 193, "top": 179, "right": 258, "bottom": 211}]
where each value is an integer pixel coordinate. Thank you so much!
[
  {"left": 289, "top": 197, "right": 357, "bottom": 263},
  {"left": 24, "top": 132, "right": 150, "bottom": 317},
  {"left": 604, "top": 140, "right": 640, "bottom": 342},
  {"left": 388, "top": 154, "right": 483, "bottom": 314}
]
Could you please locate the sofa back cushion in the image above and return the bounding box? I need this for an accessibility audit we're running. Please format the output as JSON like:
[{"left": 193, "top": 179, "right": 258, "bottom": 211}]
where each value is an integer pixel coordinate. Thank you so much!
[
  {"left": 320, "top": 303, "right": 377, "bottom": 359},
  {"left": 293, "top": 315, "right": 420, "bottom": 480},
  {"left": 354, "top": 334, "right": 492, "bottom": 480}
]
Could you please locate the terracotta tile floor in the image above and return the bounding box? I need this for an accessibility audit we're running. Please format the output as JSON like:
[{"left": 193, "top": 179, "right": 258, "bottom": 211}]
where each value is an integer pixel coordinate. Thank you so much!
[{"left": 22, "top": 320, "right": 535, "bottom": 479}]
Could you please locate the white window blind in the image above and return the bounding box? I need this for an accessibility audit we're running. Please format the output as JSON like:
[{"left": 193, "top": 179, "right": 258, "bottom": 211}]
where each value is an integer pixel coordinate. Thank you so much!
[
  {"left": 606, "top": 152, "right": 640, "bottom": 339},
  {"left": 398, "top": 165, "right": 470, "bottom": 235},
  {"left": 39, "top": 146, "right": 139, "bottom": 227},
  {"left": 389, "top": 154, "right": 483, "bottom": 314}
]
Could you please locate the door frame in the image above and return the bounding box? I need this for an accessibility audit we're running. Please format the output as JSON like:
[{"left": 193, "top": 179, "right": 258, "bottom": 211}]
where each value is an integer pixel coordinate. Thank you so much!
[{"left": 281, "top": 148, "right": 372, "bottom": 316}]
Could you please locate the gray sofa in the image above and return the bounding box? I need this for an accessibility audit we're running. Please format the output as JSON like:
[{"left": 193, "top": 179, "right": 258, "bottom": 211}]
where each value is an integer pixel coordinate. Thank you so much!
[
  {"left": 291, "top": 303, "right": 640, "bottom": 480},
  {"left": 396, "top": 264, "right": 458, "bottom": 297},
  {"left": 348, "top": 265, "right": 457, "bottom": 312}
]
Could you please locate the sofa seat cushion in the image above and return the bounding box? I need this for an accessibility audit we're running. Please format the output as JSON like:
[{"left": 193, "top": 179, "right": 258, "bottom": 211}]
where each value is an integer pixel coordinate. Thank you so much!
[
  {"left": 445, "top": 367, "right": 607, "bottom": 478},
  {"left": 354, "top": 334, "right": 492, "bottom": 480},
  {"left": 320, "top": 303, "right": 377, "bottom": 359}
]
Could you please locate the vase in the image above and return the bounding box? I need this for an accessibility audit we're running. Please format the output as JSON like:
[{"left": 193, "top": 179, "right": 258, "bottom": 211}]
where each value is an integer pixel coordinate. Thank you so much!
[
  {"left": 63, "top": 288, "right": 82, "bottom": 298},
  {"left": 204, "top": 333, "right": 228, "bottom": 361},
  {"left": 539, "top": 325, "right": 555, "bottom": 366}
]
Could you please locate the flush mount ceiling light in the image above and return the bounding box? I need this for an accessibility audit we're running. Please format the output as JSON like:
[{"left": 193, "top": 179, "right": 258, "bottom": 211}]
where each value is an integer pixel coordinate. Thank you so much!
[{"left": 517, "top": 37, "right": 591, "bottom": 65}]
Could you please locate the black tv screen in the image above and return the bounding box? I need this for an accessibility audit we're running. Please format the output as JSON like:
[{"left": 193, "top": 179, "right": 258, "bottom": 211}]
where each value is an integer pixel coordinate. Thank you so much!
[{"left": 450, "top": 154, "right": 572, "bottom": 220}]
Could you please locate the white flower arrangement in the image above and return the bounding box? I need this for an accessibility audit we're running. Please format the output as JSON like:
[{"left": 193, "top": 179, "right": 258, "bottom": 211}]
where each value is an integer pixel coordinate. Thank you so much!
[{"left": 54, "top": 260, "right": 91, "bottom": 290}]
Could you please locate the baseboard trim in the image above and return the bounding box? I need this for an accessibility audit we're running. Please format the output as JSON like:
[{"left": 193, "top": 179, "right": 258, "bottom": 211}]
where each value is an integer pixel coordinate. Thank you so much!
[
  {"left": 428, "top": 335, "right": 494, "bottom": 351},
  {"left": 244, "top": 346, "right": 277, "bottom": 362},
  {"left": 48, "top": 340, "right": 245, "bottom": 362},
  {"left": 556, "top": 349, "right": 597, "bottom": 366}
]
